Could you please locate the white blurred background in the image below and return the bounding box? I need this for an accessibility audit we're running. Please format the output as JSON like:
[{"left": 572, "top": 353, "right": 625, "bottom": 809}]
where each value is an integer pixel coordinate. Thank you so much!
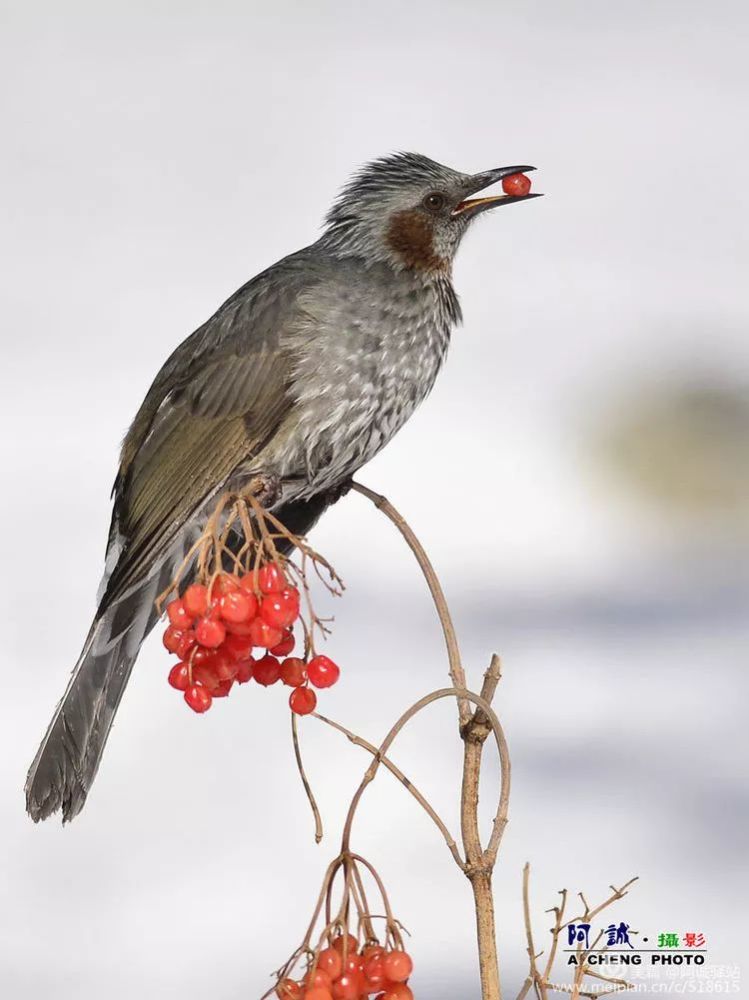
[{"left": 1, "top": 1, "right": 747, "bottom": 997}]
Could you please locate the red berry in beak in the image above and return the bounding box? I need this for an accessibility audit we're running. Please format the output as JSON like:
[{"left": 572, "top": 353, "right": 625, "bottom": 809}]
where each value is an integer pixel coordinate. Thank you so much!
[{"left": 501, "top": 172, "right": 531, "bottom": 196}]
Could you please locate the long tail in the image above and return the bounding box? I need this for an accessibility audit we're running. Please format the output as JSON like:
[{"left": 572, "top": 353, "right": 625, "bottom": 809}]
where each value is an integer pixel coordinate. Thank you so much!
[{"left": 24, "top": 561, "right": 173, "bottom": 823}]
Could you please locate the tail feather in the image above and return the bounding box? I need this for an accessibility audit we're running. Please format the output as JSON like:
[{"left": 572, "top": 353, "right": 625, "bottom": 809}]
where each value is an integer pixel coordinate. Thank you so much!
[{"left": 24, "top": 560, "right": 173, "bottom": 823}]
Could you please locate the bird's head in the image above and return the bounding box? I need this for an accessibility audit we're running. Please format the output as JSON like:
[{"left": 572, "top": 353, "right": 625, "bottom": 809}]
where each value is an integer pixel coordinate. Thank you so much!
[{"left": 321, "top": 152, "right": 541, "bottom": 274}]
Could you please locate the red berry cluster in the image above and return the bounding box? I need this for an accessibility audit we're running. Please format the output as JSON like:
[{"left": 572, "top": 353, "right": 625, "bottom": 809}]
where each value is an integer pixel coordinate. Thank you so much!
[
  {"left": 162, "top": 565, "right": 340, "bottom": 715},
  {"left": 277, "top": 937, "right": 414, "bottom": 1000}
]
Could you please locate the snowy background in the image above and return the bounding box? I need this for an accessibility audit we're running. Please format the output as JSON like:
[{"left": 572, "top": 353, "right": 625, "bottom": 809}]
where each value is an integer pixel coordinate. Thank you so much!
[{"left": 1, "top": 1, "right": 748, "bottom": 997}]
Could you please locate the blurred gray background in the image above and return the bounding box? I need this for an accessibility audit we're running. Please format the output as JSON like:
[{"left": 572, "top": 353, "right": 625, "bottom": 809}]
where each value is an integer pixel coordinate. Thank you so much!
[{"left": 1, "top": 1, "right": 747, "bottom": 997}]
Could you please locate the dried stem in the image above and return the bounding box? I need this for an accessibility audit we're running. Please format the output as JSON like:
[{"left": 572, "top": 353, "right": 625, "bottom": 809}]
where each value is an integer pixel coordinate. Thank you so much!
[
  {"left": 313, "top": 710, "right": 465, "bottom": 869},
  {"left": 338, "top": 687, "right": 507, "bottom": 857},
  {"left": 351, "top": 483, "right": 510, "bottom": 1000},
  {"left": 517, "top": 866, "right": 639, "bottom": 1000},
  {"left": 351, "top": 482, "right": 470, "bottom": 727},
  {"left": 291, "top": 712, "right": 323, "bottom": 844}
]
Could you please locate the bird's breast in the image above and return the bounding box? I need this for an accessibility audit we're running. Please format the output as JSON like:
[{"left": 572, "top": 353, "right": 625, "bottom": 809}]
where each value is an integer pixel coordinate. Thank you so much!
[{"left": 271, "top": 267, "right": 456, "bottom": 495}]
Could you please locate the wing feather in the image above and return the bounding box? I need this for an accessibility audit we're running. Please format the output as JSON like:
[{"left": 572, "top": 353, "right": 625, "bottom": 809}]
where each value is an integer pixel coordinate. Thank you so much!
[{"left": 102, "top": 249, "right": 326, "bottom": 607}]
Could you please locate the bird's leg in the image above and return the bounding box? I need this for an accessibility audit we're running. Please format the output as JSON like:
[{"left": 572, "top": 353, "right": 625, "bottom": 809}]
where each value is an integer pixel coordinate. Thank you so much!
[
  {"left": 324, "top": 476, "right": 354, "bottom": 506},
  {"left": 244, "top": 471, "right": 283, "bottom": 508}
]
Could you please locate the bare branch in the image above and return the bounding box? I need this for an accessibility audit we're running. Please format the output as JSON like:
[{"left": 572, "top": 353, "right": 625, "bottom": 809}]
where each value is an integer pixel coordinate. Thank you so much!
[
  {"left": 313, "top": 710, "right": 465, "bottom": 869},
  {"left": 351, "top": 482, "right": 470, "bottom": 727}
]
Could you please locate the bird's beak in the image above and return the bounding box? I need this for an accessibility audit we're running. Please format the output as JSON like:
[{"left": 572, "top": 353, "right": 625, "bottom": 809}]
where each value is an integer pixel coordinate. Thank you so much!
[{"left": 452, "top": 165, "right": 542, "bottom": 218}]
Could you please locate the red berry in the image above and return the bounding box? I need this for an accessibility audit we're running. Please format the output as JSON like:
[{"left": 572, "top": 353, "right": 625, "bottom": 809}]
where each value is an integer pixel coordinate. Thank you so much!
[
  {"left": 332, "top": 934, "right": 359, "bottom": 957},
  {"left": 330, "top": 973, "right": 361, "bottom": 1000},
  {"left": 307, "top": 655, "right": 340, "bottom": 689},
  {"left": 235, "top": 658, "right": 255, "bottom": 684},
  {"left": 276, "top": 979, "right": 303, "bottom": 999},
  {"left": 176, "top": 629, "right": 197, "bottom": 659},
  {"left": 207, "top": 573, "right": 240, "bottom": 604},
  {"left": 363, "top": 953, "right": 387, "bottom": 990},
  {"left": 258, "top": 562, "right": 285, "bottom": 594},
  {"left": 305, "top": 969, "right": 332, "bottom": 991},
  {"left": 163, "top": 625, "right": 186, "bottom": 654},
  {"left": 223, "top": 633, "right": 255, "bottom": 661},
  {"left": 238, "top": 573, "right": 259, "bottom": 595},
  {"left": 501, "top": 172, "right": 532, "bottom": 197},
  {"left": 340, "top": 953, "right": 363, "bottom": 977},
  {"left": 361, "top": 945, "right": 385, "bottom": 961},
  {"left": 289, "top": 686, "right": 317, "bottom": 715},
  {"left": 191, "top": 646, "right": 216, "bottom": 667},
  {"left": 212, "top": 679, "right": 233, "bottom": 697},
  {"left": 184, "top": 684, "right": 212, "bottom": 713},
  {"left": 381, "top": 985, "right": 413, "bottom": 1000},
  {"left": 167, "top": 598, "right": 192, "bottom": 629},
  {"left": 167, "top": 662, "right": 190, "bottom": 691},
  {"left": 260, "top": 588, "right": 300, "bottom": 628},
  {"left": 193, "top": 662, "right": 220, "bottom": 693},
  {"left": 383, "top": 951, "right": 412, "bottom": 983},
  {"left": 237, "top": 587, "right": 258, "bottom": 619},
  {"left": 195, "top": 617, "right": 226, "bottom": 648},
  {"left": 223, "top": 618, "right": 255, "bottom": 636},
  {"left": 305, "top": 989, "right": 333, "bottom": 1000},
  {"left": 211, "top": 651, "right": 237, "bottom": 682},
  {"left": 270, "top": 630, "right": 295, "bottom": 656},
  {"left": 249, "top": 617, "right": 283, "bottom": 649},
  {"left": 219, "top": 590, "right": 254, "bottom": 624},
  {"left": 183, "top": 584, "right": 209, "bottom": 618},
  {"left": 253, "top": 654, "right": 281, "bottom": 686},
  {"left": 280, "top": 656, "right": 307, "bottom": 687},
  {"left": 317, "top": 948, "right": 343, "bottom": 981}
]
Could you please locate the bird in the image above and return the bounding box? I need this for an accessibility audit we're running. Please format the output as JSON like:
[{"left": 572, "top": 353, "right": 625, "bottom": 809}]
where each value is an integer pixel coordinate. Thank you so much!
[{"left": 25, "top": 151, "right": 540, "bottom": 823}]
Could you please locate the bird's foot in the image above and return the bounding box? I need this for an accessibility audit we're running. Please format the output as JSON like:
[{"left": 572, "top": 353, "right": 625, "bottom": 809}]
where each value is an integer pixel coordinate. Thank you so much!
[
  {"left": 325, "top": 477, "right": 354, "bottom": 506},
  {"left": 245, "top": 472, "right": 283, "bottom": 508}
]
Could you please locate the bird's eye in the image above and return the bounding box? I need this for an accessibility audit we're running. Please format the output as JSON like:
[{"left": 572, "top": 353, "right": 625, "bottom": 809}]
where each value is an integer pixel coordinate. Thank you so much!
[{"left": 423, "top": 192, "right": 447, "bottom": 212}]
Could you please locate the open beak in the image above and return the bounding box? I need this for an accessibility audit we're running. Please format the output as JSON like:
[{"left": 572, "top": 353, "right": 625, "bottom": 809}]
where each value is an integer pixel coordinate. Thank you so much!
[{"left": 452, "top": 165, "right": 542, "bottom": 218}]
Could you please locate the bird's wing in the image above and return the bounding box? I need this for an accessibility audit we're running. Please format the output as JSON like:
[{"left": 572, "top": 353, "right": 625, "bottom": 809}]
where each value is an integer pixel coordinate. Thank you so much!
[{"left": 102, "top": 252, "right": 321, "bottom": 606}]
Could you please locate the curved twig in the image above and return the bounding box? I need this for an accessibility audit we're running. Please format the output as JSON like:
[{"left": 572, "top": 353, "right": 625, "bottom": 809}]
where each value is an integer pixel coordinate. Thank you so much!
[
  {"left": 340, "top": 687, "right": 510, "bottom": 863},
  {"left": 313, "top": 710, "right": 465, "bottom": 869},
  {"left": 351, "top": 482, "right": 470, "bottom": 727}
]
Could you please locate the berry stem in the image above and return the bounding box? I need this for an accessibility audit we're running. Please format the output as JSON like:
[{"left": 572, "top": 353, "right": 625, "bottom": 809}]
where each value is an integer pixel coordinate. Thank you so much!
[{"left": 291, "top": 710, "right": 323, "bottom": 844}]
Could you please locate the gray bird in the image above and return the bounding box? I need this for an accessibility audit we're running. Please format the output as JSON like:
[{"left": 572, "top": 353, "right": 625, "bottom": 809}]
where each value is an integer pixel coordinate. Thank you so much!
[{"left": 25, "top": 152, "right": 540, "bottom": 822}]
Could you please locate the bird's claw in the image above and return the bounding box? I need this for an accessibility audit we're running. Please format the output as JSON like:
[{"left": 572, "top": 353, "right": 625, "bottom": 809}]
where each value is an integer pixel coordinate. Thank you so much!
[{"left": 247, "top": 472, "right": 282, "bottom": 508}]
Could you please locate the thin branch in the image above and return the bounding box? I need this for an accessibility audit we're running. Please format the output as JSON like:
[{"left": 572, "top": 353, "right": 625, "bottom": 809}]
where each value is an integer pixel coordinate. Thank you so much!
[
  {"left": 351, "top": 482, "right": 470, "bottom": 727},
  {"left": 516, "top": 863, "right": 543, "bottom": 1000},
  {"left": 313, "top": 710, "right": 465, "bottom": 869},
  {"left": 291, "top": 711, "right": 323, "bottom": 844},
  {"left": 339, "top": 687, "right": 507, "bottom": 858}
]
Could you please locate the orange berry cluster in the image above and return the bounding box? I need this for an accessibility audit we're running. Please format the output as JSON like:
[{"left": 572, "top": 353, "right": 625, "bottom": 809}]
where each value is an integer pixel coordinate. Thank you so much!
[{"left": 277, "top": 936, "right": 414, "bottom": 1000}]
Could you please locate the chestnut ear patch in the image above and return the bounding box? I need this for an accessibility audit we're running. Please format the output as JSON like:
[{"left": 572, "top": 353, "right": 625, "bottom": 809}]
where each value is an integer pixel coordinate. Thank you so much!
[{"left": 386, "top": 209, "right": 448, "bottom": 273}]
